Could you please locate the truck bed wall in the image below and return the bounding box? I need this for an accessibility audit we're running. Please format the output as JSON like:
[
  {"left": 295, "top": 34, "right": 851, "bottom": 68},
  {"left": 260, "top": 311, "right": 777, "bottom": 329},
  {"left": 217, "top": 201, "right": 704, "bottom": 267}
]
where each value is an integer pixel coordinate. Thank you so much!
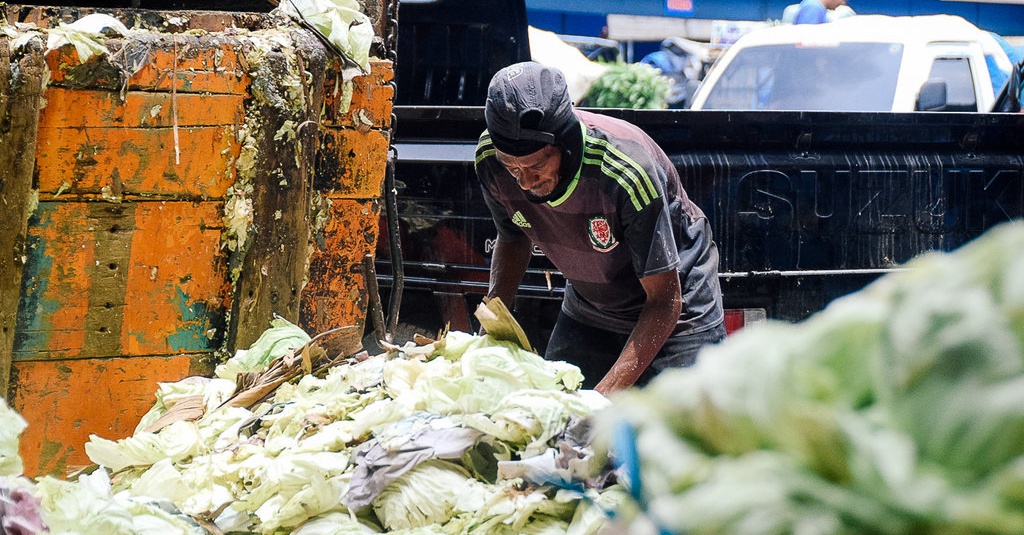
[{"left": 379, "top": 106, "right": 1024, "bottom": 341}]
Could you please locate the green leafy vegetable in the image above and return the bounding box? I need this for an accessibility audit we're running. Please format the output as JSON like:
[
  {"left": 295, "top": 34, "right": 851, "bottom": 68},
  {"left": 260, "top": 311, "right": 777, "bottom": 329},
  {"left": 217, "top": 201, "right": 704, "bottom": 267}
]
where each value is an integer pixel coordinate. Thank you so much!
[
  {"left": 214, "top": 315, "right": 312, "bottom": 381},
  {"left": 34, "top": 469, "right": 205, "bottom": 534},
  {"left": 593, "top": 220, "right": 1024, "bottom": 534},
  {"left": 579, "top": 62, "right": 673, "bottom": 109}
]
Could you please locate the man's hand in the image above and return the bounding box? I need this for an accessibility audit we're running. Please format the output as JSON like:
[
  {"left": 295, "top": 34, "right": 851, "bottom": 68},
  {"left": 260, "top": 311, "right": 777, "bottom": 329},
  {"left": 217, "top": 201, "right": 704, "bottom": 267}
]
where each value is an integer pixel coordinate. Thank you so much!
[{"left": 594, "top": 270, "right": 682, "bottom": 395}]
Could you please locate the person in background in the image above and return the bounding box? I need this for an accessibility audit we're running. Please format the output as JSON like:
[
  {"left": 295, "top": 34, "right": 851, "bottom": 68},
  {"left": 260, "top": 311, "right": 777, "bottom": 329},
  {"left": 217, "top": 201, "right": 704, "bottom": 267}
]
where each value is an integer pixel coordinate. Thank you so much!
[
  {"left": 474, "top": 61, "right": 726, "bottom": 395},
  {"left": 639, "top": 37, "right": 709, "bottom": 109},
  {"left": 781, "top": 3, "right": 801, "bottom": 23},
  {"left": 792, "top": 0, "right": 850, "bottom": 24}
]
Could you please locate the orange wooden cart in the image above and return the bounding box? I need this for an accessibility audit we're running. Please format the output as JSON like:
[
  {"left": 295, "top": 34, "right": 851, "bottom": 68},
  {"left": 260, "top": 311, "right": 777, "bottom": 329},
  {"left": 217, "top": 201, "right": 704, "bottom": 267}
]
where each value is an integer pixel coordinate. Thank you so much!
[{"left": 0, "top": 4, "right": 396, "bottom": 476}]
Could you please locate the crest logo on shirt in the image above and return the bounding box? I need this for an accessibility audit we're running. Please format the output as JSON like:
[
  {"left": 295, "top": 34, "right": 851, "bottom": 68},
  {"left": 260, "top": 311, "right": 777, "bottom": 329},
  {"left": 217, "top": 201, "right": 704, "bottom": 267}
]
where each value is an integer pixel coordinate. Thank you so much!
[
  {"left": 588, "top": 216, "right": 618, "bottom": 252},
  {"left": 512, "top": 211, "right": 531, "bottom": 228}
]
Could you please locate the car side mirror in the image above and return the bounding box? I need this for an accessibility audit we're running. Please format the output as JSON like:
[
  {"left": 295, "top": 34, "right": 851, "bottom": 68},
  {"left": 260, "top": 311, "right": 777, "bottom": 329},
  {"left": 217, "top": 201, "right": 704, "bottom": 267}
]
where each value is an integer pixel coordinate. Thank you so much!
[{"left": 916, "top": 79, "right": 948, "bottom": 111}]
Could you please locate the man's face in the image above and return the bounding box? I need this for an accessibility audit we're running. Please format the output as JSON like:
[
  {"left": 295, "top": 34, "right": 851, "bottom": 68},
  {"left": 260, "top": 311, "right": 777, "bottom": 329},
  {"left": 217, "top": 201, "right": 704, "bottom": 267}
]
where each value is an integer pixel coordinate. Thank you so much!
[{"left": 495, "top": 145, "right": 563, "bottom": 200}]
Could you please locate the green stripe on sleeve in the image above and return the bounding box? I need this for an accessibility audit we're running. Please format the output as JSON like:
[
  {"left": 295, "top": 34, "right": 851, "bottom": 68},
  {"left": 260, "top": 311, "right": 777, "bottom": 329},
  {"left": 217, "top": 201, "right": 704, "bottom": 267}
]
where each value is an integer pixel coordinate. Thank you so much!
[
  {"left": 584, "top": 145, "right": 643, "bottom": 211},
  {"left": 592, "top": 138, "right": 660, "bottom": 202},
  {"left": 475, "top": 146, "right": 497, "bottom": 166}
]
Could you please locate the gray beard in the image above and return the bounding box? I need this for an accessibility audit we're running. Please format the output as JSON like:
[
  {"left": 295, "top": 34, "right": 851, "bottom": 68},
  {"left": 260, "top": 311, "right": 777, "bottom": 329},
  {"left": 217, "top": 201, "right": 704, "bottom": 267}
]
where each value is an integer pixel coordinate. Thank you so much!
[
  {"left": 523, "top": 173, "right": 571, "bottom": 204},
  {"left": 524, "top": 189, "right": 555, "bottom": 203}
]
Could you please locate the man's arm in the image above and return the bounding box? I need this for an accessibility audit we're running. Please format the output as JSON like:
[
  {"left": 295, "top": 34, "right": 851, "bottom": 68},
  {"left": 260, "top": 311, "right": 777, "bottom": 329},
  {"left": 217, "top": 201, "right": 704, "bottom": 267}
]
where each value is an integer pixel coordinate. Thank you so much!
[
  {"left": 486, "top": 234, "right": 534, "bottom": 306},
  {"left": 594, "top": 269, "right": 682, "bottom": 395},
  {"left": 478, "top": 160, "right": 532, "bottom": 307}
]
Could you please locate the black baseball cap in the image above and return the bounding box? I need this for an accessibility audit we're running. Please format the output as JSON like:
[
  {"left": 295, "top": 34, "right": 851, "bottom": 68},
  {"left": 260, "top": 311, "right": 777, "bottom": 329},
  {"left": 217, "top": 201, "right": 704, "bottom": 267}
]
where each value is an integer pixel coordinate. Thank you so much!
[{"left": 485, "top": 62, "right": 579, "bottom": 156}]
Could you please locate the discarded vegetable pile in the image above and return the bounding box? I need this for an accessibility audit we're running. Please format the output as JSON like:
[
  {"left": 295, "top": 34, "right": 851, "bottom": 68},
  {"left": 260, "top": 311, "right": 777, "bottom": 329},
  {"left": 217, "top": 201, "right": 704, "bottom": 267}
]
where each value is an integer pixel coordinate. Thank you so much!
[
  {"left": 1, "top": 310, "right": 625, "bottom": 534},
  {"left": 593, "top": 220, "right": 1024, "bottom": 534}
]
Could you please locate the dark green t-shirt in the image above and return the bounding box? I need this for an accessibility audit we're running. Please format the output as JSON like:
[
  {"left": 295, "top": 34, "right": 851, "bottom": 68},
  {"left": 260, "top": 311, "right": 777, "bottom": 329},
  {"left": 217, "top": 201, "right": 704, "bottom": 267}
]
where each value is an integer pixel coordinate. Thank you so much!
[{"left": 475, "top": 109, "right": 723, "bottom": 335}]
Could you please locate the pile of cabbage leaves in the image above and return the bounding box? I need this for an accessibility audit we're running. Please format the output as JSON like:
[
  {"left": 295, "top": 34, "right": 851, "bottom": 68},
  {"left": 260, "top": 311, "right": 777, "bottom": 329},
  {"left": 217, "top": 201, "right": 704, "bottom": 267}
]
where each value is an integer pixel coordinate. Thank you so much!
[
  {"left": 2, "top": 322, "right": 622, "bottom": 534},
  {"left": 593, "top": 220, "right": 1024, "bottom": 534}
]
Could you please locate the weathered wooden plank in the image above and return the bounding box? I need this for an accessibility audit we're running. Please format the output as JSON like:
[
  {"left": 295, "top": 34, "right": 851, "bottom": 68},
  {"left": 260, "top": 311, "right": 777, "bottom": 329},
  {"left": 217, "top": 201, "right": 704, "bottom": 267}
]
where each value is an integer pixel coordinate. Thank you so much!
[
  {"left": 228, "top": 33, "right": 327, "bottom": 351},
  {"left": 4, "top": 9, "right": 395, "bottom": 480},
  {"left": 9, "top": 354, "right": 206, "bottom": 477},
  {"left": 314, "top": 127, "right": 391, "bottom": 198},
  {"left": 83, "top": 204, "right": 133, "bottom": 357},
  {"left": 0, "top": 37, "right": 45, "bottom": 396},
  {"left": 301, "top": 198, "right": 381, "bottom": 341},
  {"left": 14, "top": 201, "right": 230, "bottom": 360},
  {"left": 40, "top": 88, "right": 245, "bottom": 129},
  {"left": 44, "top": 38, "right": 250, "bottom": 95},
  {"left": 321, "top": 60, "right": 395, "bottom": 129},
  {"left": 34, "top": 124, "right": 240, "bottom": 198},
  {"left": 301, "top": 61, "right": 394, "bottom": 351},
  {"left": 15, "top": 203, "right": 95, "bottom": 360},
  {"left": 122, "top": 37, "right": 249, "bottom": 94},
  {"left": 122, "top": 201, "right": 231, "bottom": 355},
  {"left": 4, "top": 6, "right": 279, "bottom": 33}
]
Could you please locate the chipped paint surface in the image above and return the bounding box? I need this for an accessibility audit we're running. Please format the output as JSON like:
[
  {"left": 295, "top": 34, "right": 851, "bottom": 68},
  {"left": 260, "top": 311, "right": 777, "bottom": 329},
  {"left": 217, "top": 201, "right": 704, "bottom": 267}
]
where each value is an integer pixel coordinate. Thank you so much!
[
  {"left": 302, "top": 199, "right": 381, "bottom": 335},
  {"left": 302, "top": 63, "right": 394, "bottom": 336},
  {"left": 314, "top": 128, "right": 390, "bottom": 197},
  {"left": 122, "top": 202, "right": 231, "bottom": 355},
  {"left": 5, "top": 11, "right": 394, "bottom": 477},
  {"left": 10, "top": 355, "right": 197, "bottom": 477},
  {"left": 35, "top": 107, "right": 241, "bottom": 197},
  {"left": 14, "top": 201, "right": 230, "bottom": 360},
  {"left": 322, "top": 65, "right": 394, "bottom": 128},
  {"left": 15, "top": 203, "right": 93, "bottom": 359},
  {"left": 44, "top": 37, "right": 252, "bottom": 96}
]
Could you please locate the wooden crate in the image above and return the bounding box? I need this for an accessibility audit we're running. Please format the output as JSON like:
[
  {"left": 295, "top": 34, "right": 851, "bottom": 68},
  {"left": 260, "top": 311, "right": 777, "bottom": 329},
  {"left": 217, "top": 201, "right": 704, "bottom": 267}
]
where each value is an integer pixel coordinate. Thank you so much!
[{"left": 0, "top": 7, "right": 394, "bottom": 476}]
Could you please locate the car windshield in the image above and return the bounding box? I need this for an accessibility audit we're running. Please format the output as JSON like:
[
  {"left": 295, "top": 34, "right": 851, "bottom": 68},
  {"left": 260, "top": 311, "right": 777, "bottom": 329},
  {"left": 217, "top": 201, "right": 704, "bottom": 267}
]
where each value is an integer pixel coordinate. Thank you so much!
[{"left": 701, "top": 42, "right": 905, "bottom": 111}]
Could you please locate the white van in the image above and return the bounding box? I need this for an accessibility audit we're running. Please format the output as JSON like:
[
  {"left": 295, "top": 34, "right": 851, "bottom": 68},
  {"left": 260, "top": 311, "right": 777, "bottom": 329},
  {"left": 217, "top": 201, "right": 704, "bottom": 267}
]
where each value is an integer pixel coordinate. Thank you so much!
[{"left": 688, "top": 15, "right": 1013, "bottom": 112}]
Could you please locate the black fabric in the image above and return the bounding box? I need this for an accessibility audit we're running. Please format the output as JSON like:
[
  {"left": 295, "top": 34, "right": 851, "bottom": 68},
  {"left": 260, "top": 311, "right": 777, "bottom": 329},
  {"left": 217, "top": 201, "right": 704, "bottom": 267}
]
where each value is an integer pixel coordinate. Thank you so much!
[
  {"left": 485, "top": 62, "right": 580, "bottom": 156},
  {"left": 544, "top": 312, "right": 627, "bottom": 390},
  {"left": 544, "top": 311, "right": 726, "bottom": 389},
  {"left": 556, "top": 121, "right": 583, "bottom": 184},
  {"left": 488, "top": 131, "right": 548, "bottom": 157},
  {"left": 518, "top": 118, "right": 584, "bottom": 204},
  {"left": 484, "top": 62, "right": 584, "bottom": 204}
]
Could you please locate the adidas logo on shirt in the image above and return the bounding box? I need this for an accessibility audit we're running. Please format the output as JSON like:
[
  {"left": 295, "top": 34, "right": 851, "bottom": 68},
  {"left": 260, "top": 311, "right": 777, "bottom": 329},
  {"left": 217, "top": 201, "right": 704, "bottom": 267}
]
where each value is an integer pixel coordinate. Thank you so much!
[{"left": 512, "top": 211, "right": 531, "bottom": 228}]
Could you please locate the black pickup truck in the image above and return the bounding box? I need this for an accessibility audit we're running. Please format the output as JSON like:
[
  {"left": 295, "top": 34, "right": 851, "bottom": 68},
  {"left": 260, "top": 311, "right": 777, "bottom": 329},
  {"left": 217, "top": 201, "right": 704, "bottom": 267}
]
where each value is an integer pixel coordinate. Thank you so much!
[{"left": 375, "top": 0, "right": 1024, "bottom": 350}]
